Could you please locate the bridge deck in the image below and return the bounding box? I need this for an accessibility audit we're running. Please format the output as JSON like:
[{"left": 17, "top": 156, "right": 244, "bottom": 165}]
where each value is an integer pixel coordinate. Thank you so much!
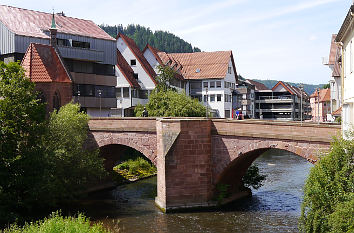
[{"left": 89, "top": 118, "right": 341, "bottom": 143}]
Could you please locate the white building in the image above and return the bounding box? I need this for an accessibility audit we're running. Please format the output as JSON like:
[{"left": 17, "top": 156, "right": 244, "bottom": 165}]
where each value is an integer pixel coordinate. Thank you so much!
[
  {"left": 144, "top": 46, "right": 238, "bottom": 118},
  {"left": 336, "top": 5, "right": 354, "bottom": 136},
  {"left": 114, "top": 33, "right": 157, "bottom": 116},
  {"left": 324, "top": 34, "right": 342, "bottom": 119}
]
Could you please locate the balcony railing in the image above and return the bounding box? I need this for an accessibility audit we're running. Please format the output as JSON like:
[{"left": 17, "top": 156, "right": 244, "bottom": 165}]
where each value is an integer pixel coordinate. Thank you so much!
[{"left": 58, "top": 46, "right": 104, "bottom": 62}]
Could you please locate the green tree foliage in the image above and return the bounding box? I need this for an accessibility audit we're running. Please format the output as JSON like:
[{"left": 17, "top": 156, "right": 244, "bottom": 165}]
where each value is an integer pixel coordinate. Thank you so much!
[
  {"left": 42, "top": 103, "right": 106, "bottom": 202},
  {"left": 299, "top": 136, "right": 354, "bottom": 233},
  {"left": 4, "top": 211, "right": 109, "bottom": 233},
  {"left": 135, "top": 89, "right": 206, "bottom": 117},
  {"left": 0, "top": 62, "right": 106, "bottom": 224},
  {"left": 99, "top": 24, "right": 201, "bottom": 53},
  {"left": 0, "top": 62, "right": 47, "bottom": 223},
  {"left": 135, "top": 65, "right": 206, "bottom": 117},
  {"left": 242, "top": 165, "right": 266, "bottom": 189},
  {"left": 322, "top": 83, "right": 330, "bottom": 89}
]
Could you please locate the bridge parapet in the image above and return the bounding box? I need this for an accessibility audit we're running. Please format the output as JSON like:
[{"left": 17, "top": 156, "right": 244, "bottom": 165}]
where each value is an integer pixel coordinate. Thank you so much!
[
  {"left": 212, "top": 119, "right": 341, "bottom": 143},
  {"left": 89, "top": 117, "right": 157, "bottom": 132}
]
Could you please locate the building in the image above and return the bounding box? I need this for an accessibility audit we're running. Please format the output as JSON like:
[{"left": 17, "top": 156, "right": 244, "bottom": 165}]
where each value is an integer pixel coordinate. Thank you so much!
[
  {"left": 114, "top": 33, "right": 158, "bottom": 116},
  {"left": 310, "top": 88, "right": 331, "bottom": 122},
  {"left": 323, "top": 34, "right": 342, "bottom": 118},
  {"left": 335, "top": 4, "right": 354, "bottom": 136},
  {"left": 233, "top": 79, "right": 257, "bottom": 118},
  {"left": 0, "top": 5, "right": 117, "bottom": 116},
  {"left": 255, "top": 81, "right": 310, "bottom": 121},
  {"left": 153, "top": 51, "right": 238, "bottom": 118}
]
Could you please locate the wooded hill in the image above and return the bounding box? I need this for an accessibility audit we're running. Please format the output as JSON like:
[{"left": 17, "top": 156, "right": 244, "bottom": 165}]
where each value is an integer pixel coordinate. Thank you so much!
[{"left": 99, "top": 24, "right": 201, "bottom": 53}]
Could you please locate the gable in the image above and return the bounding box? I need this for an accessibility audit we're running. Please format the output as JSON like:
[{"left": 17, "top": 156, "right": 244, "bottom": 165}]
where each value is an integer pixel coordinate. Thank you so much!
[{"left": 21, "top": 43, "right": 71, "bottom": 83}]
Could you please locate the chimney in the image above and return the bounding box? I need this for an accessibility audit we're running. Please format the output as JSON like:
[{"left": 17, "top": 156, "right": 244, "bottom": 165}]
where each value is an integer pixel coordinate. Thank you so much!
[{"left": 49, "top": 12, "right": 57, "bottom": 47}]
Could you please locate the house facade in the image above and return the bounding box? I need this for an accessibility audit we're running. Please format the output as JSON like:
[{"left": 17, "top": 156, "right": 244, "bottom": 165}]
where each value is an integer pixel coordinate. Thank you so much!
[
  {"left": 255, "top": 81, "right": 310, "bottom": 121},
  {"left": 234, "top": 79, "right": 256, "bottom": 118},
  {"left": 310, "top": 89, "right": 331, "bottom": 122},
  {"left": 0, "top": 5, "right": 117, "bottom": 116},
  {"left": 324, "top": 34, "right": 342, "bottom": 118},
  {"left": 114, "top": 33, "right": 157, "bottom": 116},
  {"left": 154, "top": 51, "right": 237, "bottom": 118},
  {"left": 335, "top": 4, "right": 354, "bottom": 136}
]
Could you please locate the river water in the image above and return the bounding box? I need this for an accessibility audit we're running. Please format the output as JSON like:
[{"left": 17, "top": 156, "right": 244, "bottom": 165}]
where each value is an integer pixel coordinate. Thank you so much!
[{"left": 79, "top": 149, "right": 313, "bottom": 233}]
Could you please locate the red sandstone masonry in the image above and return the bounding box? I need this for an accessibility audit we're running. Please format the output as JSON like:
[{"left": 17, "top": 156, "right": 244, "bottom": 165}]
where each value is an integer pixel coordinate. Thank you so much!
[{"left": 87, "top": 118, "right": 339, "bottom": 211}]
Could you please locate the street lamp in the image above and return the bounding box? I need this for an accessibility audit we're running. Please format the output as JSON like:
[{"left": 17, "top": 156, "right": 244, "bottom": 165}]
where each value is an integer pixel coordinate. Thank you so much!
[
  {"left": 98, "top": 89, "right": 102, "bottom": 117},
  {"left": 299, "top": 84, "right": 303, "bottom": 125},
  {"left": 77, "top": 84, "right": 80, "bottom": 104},
  {"left": 317, "top": 88, "right": 320, "bottom": 124},
  {"left": 205, "top": 87, "right": 208, "bottom": 118}
]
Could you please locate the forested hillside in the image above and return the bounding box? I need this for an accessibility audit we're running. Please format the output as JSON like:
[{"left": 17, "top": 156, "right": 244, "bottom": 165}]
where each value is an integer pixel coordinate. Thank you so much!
[{"left": 99, "top": 24, "right": 201, "bottom": 53}]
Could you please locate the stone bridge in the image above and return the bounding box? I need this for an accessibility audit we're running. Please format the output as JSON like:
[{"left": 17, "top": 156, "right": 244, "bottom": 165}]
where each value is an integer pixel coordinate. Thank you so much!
[{"left": 87, "top": 118, "right": 341, "bottom": 212}]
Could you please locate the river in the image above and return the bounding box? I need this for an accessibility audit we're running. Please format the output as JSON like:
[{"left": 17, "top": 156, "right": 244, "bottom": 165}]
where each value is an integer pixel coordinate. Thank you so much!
[{"left": 77, "top": 149, "right": 313, "bottom": 232}]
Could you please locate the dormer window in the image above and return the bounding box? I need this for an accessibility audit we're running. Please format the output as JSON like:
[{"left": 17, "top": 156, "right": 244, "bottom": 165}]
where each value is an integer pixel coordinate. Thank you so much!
[{"left": 131, "top": 59, "right": 136, "bottom": 66}]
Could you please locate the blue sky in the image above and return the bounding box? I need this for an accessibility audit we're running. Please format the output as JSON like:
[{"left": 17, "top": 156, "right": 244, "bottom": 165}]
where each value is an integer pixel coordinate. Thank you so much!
[{"left": 1, "top": 0, "right": 351, "bottom": 84}]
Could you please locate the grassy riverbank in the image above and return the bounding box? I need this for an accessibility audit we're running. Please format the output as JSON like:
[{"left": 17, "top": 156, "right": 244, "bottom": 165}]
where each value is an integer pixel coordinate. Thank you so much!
[{"left": 113, "top": 157, "right": 156, "bottom": 183}]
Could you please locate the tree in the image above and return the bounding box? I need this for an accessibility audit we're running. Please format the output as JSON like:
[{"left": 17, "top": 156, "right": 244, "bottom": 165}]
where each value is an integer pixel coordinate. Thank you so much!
[
  {"left": 0, "top": 62, "right": 106, "bottom": 224},
  {"left": 299, "top": 136, "right": 354, "bottom": 233},
  {"left": 322, "top": 83, "right": 330, "bottom": 89},
  {"left": 135, "top": 89, "right": 206, "bottom": 117},
  {"left": 0, "top": 62, "right": 47, "bottom": 223},
  {"left": 42, "top": 103, "right": 106, "bottom": 202}
]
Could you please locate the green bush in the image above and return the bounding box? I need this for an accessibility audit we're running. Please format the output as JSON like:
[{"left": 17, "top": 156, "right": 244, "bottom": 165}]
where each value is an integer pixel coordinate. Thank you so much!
[
  {"left": 114, "top": 157, "right": 156, "bottom": 180},
  {"left": 3, "top": 211, "right": 109, "bottom": 233},
  {"left": 299, "top": 136, "right": 354, "bottom": 233},
  {"left": 242, "top": 165, "right": 266, "bottom": 189}
]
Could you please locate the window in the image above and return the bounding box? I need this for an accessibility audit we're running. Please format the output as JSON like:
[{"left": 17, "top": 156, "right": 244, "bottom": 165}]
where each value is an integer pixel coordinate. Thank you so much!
[
  {"left": 216, "top": 81, "right": 221, "bottom": 88},
  {"left": 131, "top": 89, "right": 137, "bottom": 98},
  {"left": 57, "top": 38, "right": 70, "bottom": 47},
  {"left": 72, "top": 40, "right": 90, "bottom": 49},
  {"left": 123, "top": 87, "right": 130, "bottom": 98},
  {"left": 203, "top": 82, "right": 208, "bottom": 88},
  {"left": 131, "top": 59, "right": 136, "bottom": 66},
  {"left": 139, "top": 90, "right": 148, "bottom": 99},
  {"left": 351, "top": 40, "right": 353, "bottom": 73},
  {"left": 210, "top": 81, "right": 215, "bottom": 88},
  {"left": 53, "top": 92, "right": 60, "bottom": 111},
  {"left": 116, "top": 88, "right": 122, "bottom": 98},
  {"left": 204, "top": 95, "right": 208, "bottom": 102},
  {"left": 225, "top": 95, "right": 231, "bottom": 102},
  {"left": 217, "top": 94, "right": 222, "bottom": 101},
  {"left": 228, "top": 67, "right": 232, "bottom": 74},
  {"left": 134, "top": 73, "right": 139, "bottom": 80},
  {"left": 225, "top": 109, "right": 231, "bottom": 118},
  {"left": 210, "top": 94, "right": 215, "bottom": 102}
]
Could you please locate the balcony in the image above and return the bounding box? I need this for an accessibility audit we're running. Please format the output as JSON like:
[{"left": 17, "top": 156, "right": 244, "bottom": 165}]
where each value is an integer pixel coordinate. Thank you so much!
[
  {"left": 73, "top": 96, "right": 116, "bottom": 108},
  {"left": 58, "top": 46, "right": 104, "bottom": 62},
  {"left": 255, "top": 95, "right": 293, "bottom": 104}
]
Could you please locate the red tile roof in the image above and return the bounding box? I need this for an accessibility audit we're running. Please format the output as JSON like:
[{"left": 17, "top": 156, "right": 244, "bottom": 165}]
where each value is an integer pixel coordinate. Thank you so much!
[
  {"left": 157, "top": 51, "right": 237, "bottom": 80},
  {"left": 0, "top": 5, "right": 114, "bottom": 41},
  {"left": 21, "top": 43, "right": 72, "bottom": 83},
  {"left": 116, "top": 49, "right": 140, "bottom": 89},
  {"left": 246, "top": 79, "right": 269, "bottom": 90},
  {"left": 310, "top": 88, "right": 330, "bottom": 102},
  {"left": 332, "top": 106, "right": 342, "bottom": 116},
  {"left": 117, "top": 33, "right": 157, "bottom": 85}
]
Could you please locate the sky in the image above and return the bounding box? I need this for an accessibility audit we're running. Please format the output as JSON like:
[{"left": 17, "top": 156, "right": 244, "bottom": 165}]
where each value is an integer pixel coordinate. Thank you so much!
[{"left": 0, "top": 0, "right": 351, "bottom": 84}]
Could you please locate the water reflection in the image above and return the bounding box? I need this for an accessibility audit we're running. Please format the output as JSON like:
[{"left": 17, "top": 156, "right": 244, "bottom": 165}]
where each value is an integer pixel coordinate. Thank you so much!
[{"left": 82, "top": 149, "right": 313, "bottom": 233}]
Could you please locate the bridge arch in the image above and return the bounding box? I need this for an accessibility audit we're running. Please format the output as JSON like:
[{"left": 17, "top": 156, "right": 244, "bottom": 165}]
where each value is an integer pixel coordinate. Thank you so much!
[
  {"left": 89, "top": 131, "right": 157, "bottom": 171},
  {"left": 212, "top": 136, "right": 330, "bottom": 196}
]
